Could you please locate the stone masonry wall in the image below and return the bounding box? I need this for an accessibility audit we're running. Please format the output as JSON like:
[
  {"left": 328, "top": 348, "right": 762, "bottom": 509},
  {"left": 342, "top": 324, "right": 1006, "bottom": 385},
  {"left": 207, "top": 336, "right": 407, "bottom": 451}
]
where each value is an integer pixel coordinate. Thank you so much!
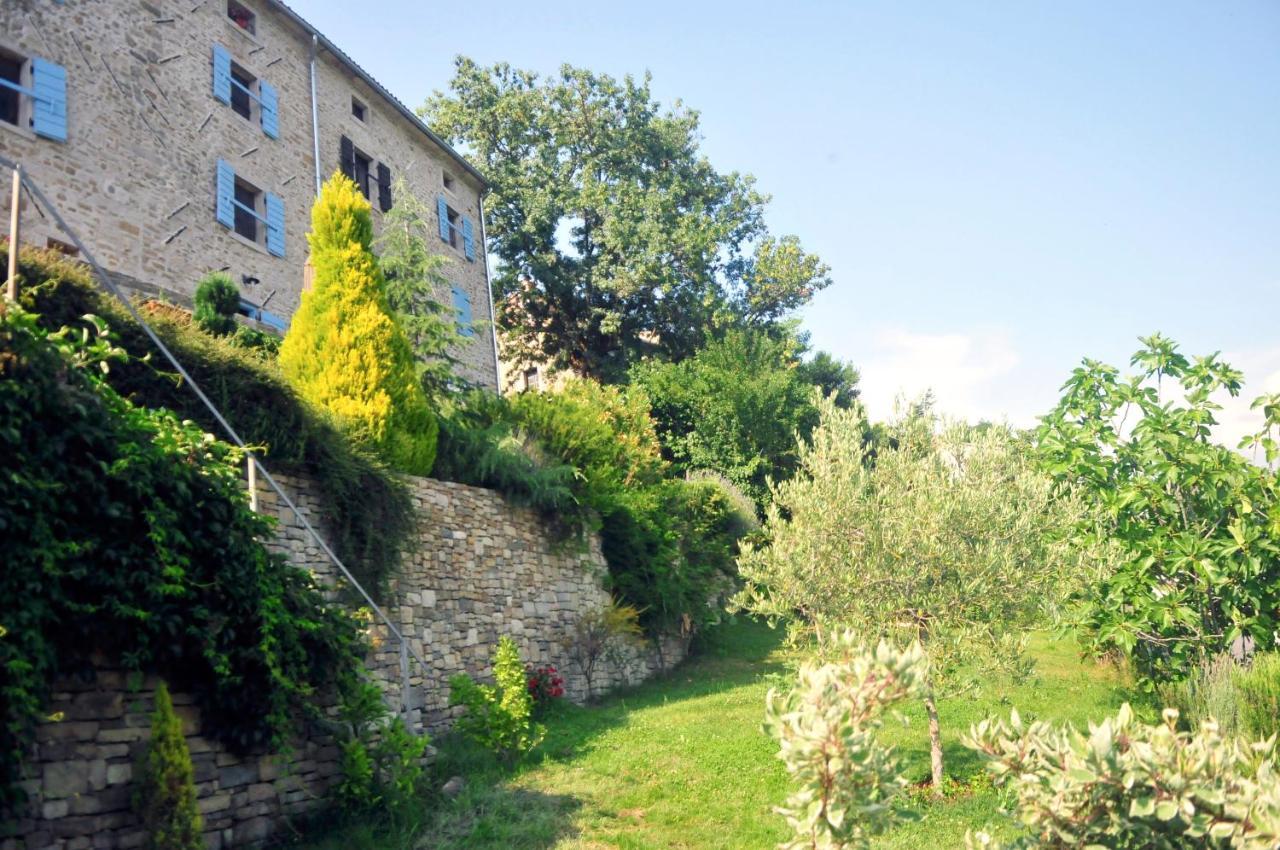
[
  {"left": 4, "top": 474, "right": 686, "bottom": 849},
  {"left": 0, "top": 0, "right": 499, "bottom": 389}
]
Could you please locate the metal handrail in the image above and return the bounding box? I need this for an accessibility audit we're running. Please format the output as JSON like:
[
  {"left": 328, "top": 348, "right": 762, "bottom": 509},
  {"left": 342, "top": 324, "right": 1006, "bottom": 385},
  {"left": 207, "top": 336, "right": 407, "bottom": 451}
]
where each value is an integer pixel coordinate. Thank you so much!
[{"left": 1, "top": 153, "right": 427, "bottom": 717}]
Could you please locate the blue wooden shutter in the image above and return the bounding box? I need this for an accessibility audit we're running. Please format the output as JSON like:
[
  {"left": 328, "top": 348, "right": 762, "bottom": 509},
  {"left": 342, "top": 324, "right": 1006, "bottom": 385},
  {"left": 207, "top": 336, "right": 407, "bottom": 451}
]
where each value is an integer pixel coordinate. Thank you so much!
[
  {"left": 215, "top": 159, "right": 235, "bottom": 228},
  {"left": 450, "top": 285, "right": 474, "bottom": 337},
  {"left": 376, "top": 163, "right": 392, "bottom": 212},
  {"left": 259, "top": 79, "right": 279, "bottom": 139},
  {"left": 437, "top": 195, "right": 450, "bottom": 242},
  {"left": 212, "top": 44, "right": 231, "bottom": 104},
  {"left": 462, "top": 216, "right": 475, "bottom": 261},
  {"left": 30, "top": 57, "right": 68, "bottom": 142},
  {"left": 264, "top": 192, "right": 285, "bottom": 256}
]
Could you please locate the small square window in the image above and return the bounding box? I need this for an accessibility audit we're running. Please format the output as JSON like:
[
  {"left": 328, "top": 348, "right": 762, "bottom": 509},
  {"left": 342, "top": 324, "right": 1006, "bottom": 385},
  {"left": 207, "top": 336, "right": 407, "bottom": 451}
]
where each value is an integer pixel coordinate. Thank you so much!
[
  {"left": 0, "top": 49, "right": 28, "bottom": 129},
  {"left": 233, "top": 178, "right": 262, "bottom": 243},
  {"left": 230, "top": 63, "right": 256, "bottom": 121},
  {"left": 351, "top": 97, "right": 366, "bottom": 122},
  {"left": 46, "top": 237, "right": 78, "bottom": 257},
  {"left": 446, "top": 205, "right": 460, "bottom": 248},
  {"left": 442, "top": 171, "right": 456, "bottom": 193},
  {"left": 353, "top": 149, "right": 373, "bottom": 199},
  {"left": 227, "top": 0, "right": 256, "bottom": 34}
]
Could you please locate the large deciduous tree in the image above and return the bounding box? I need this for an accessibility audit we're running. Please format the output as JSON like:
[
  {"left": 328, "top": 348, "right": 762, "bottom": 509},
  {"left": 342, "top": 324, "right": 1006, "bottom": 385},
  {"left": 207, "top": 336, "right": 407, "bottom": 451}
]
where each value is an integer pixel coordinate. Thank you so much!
[{"left": 421, "top": 59, "right": 831, "bottom": 382}]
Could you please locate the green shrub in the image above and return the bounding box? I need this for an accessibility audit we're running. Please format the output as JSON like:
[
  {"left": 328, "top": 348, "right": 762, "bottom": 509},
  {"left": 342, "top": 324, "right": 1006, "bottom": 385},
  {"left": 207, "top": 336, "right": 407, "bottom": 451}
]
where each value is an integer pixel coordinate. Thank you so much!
[
  {"left": 1160, "top": 654, "right": 1243, "bottom": 738},
  {"left": 333, "top": 681, "right": 429, "bottom": 818},
  {"left": 432, "top": 390, "right": 580, "bottom": 527},
  {"left": 231, "top": 323, "right": 281, "bottom": 357},
  {"left": 10, "top": 244, "right": 410, "bottom": 597},
  {"left": 280, "top": 173, "right": 438, "bottom": 475},
  {"left": 1037, "top": 334, "right": 1280, "bottom": 687},
  {"left": 192, "top": 271, "right": 239, "bottom": 336},
  {"left": 965, "top": 704, "right": 1280, "bottom": 849},
  {"left": 448, "top": 637, "right": 543, "bottom": 764},
  {"left": 133, "top": 681, "right": 202, "bottom": 850},
  {"left": 0, "top": 304, "right": 365, "bottom": 805},
  {"left": 562, "top": 600, "right": 645, "bottom": 700},
  {"left": 1235, "top": 652, "right": 1280, "bottom": 740},
  {"left": 765, "top": 636, "right": 927, "bottom": 850}
]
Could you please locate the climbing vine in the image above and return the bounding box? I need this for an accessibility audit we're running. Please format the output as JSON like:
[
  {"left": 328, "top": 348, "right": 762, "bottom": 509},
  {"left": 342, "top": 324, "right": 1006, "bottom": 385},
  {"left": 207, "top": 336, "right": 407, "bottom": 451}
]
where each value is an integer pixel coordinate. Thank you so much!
[{"left": 0, "top": 305, "right": 366, "bottom": 807}]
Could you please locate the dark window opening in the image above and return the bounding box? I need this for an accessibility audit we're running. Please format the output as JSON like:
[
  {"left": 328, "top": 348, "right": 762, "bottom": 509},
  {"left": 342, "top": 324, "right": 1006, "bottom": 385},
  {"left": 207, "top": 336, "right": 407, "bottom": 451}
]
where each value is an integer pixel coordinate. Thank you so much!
[
  {"left": 233, "top": 180, "right": 259, "bottom": 242},
  {"left": 47, "top": 238, "right": 78, "bottom": 257},
  {"left": 442, "top": 171, "right": 455, "bottom": 192},
  {"left": 227, "top": 0, "right": 256, "bottom": 34},
  {"left": 446, "top": 206, "right": 460, "bottom": 248},
  {"left": 353, "top": 149, "right": 372, "bottom": 199},
  {"left": 230, "top": 66, "right": 254, "bottom": 120},
  {"left": 0, "top": 54, "right": 23, "bottom": 127},
  {"left": 351, "top": 97, "right": 366, "bottom": 121}
]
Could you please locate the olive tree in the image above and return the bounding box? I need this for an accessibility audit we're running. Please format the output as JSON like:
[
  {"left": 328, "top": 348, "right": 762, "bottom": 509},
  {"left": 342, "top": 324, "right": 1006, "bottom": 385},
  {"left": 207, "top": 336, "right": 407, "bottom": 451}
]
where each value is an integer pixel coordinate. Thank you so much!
[{"left": 736, "top": 396, "right": 1086, "bottom": 793}]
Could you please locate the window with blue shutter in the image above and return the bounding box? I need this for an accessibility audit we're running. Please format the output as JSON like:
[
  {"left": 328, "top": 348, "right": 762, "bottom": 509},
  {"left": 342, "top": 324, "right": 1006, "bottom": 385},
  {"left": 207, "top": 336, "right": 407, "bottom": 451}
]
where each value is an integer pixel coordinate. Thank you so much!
[
  {"left": 215, "top": 159, "right": 236, "bottom": 228},
  {"left": 264, "top": 193, "right": 285, "bottom": 257},
  {"left": 30, "top": 58, "right": 67, "bottom": 142},
  {"left": 259, "top": 80, "right": 278, "bottom": 139},
  {"left": 212, "top": 44, "right": 232, "bottom": 103},
  {"left": 213, "top": 44, "right": 278, "bottom": 139},
  {"left": 462, "top": 216, "right": 475, "bottom": 262},
  {"left": 450, "top": 285, "right": 474, "bottom": 337},
  {"left": 437, "top": 195, "right": 450, "bottom": 243}
]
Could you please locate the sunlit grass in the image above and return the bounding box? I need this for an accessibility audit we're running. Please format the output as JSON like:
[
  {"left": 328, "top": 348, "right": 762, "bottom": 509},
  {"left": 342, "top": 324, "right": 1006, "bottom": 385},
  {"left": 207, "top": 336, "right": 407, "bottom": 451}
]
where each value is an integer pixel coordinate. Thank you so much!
[{"left": 292, "top": 619, "right": 1140, "bottom": 850}]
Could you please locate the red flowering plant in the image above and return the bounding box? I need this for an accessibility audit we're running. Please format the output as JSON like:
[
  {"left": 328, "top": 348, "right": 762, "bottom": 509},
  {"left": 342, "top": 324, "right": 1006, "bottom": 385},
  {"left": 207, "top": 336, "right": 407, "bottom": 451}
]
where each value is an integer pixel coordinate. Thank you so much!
[{"left": 526, "top": 664, "right": 565, "bottom": 715}]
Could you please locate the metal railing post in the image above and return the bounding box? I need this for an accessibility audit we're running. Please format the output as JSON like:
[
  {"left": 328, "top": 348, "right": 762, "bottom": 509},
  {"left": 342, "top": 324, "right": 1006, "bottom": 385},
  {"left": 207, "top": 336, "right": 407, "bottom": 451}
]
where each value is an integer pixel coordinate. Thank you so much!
[
  {"left": 247, "top": 453, "right": 258, "bottom": 512},
  {"left": 6, "top": 165, "right": 19, "bottom": 302}
]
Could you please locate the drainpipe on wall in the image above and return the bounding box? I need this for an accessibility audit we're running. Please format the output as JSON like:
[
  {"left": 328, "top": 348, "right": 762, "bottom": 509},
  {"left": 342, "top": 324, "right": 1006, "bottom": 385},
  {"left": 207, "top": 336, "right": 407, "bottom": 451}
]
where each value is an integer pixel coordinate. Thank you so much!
[
  {"left": 309, "top": 35, "right": 322, "bottom": 196},
  {"left": 479, "top": 195, "right": 501, "bottom": 394}
]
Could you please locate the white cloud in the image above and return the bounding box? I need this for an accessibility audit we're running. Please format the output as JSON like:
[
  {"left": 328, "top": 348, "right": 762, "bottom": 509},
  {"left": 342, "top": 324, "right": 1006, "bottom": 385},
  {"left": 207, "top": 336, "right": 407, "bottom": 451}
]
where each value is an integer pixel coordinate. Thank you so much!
[
  {"left": 858, "top": 327, "right": 1023, "bottom": 425},
  {"left": 1212, "top": 345, "right": 1280, "bottom": 458}
]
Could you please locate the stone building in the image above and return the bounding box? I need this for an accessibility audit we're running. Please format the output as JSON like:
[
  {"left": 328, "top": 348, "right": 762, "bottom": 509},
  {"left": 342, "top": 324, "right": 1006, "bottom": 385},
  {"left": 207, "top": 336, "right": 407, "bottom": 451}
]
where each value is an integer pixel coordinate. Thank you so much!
[{"left": 0, "top": 0, "right": 500, "bottom": 389}]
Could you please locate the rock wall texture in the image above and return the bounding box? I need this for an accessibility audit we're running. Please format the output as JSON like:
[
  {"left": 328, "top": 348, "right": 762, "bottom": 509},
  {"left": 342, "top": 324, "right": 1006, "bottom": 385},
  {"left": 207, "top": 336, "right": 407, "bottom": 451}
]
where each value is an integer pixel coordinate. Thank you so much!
[
  {"left": 0, "top": 0, "right": 499, "bottom": 390},
  {"left": 4, "top": 475, "right": 687, "bottom": 849}
]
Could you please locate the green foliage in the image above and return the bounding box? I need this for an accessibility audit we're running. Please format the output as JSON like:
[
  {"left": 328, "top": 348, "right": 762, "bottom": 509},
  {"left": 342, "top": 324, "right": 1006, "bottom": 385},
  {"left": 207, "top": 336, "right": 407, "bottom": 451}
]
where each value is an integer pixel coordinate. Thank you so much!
[
  {"left": 12, "top": 244, "right": 411, "bottom": 597},
  {"left": 562, "top": 600, "right": 645, "bottom": 700},
  {"left": 631, "top": 328, "right": 844, "bottom": 509},
  {"left": 333, "top": 681, "right": 430, "bottom": 818},
  {"left": 1163, "top": 652, "right": 1280, "bottom": 742},
  {"left": 432, "top": 390, "right": 581, "bottom": 526},
  {"left": 1234, "top": 652, "right": 1280, "bottom": 741},
  {"left": 374, "top": 178, "right": 468, "bottom": 398},
  {"left": 192, "top": 271, "right": 239, "bottom": 336},
  {"left": 1037, "top": 334, "right": 1280, "bottom": 687},
  {"left": 448, "top": 637, "right": 543, "bottom": 763},
  {"left": 0, "top": 304, "right": 365, "bottom": 806},
  {"left": 133, "top": 682, "right": 203, "bottom": 850},
  {"left": 231, "top": 323, "right": 281, "bottom": 357},
  {"left": 281, "top": 173, "right": 438, "bottom": 475},
  {"left": 423, "top": 59, "right": 831, "bottom": 381},
  {"left": 766, "top": 637, "right": 927, "bottom": 850},
  {"left": 797, "top": 350, "right": 862, "bottom": 411},
  {"left": 965, "top": 704, "right": 1280, "bottom": 849},
  {"left": 736, "top": 396, "right": 1086, "bottom": 788}
]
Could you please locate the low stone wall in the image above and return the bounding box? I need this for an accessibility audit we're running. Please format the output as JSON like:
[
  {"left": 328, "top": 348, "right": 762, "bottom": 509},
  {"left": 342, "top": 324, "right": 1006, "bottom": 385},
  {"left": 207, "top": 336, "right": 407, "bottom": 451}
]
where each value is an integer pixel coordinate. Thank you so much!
[{"left": 5, "top": 475, "right": 687, "bottom": 849}]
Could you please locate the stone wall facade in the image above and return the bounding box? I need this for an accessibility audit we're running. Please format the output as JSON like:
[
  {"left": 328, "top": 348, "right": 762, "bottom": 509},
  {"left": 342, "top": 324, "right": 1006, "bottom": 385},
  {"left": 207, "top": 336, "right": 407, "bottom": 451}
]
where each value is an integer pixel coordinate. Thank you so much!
[
  {"left": 3, "top": 474, "right": 687, "bottom": 849},
  {"left": 0, "top": 0, "right": 499, "bottom": 389}
]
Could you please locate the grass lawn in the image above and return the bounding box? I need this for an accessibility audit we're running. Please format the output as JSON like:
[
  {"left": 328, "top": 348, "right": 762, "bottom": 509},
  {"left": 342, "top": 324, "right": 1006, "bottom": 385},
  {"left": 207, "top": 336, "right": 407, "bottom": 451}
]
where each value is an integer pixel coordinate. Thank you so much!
[{"left": 294, "top": 619, "right": 1144, "bottom": 850}]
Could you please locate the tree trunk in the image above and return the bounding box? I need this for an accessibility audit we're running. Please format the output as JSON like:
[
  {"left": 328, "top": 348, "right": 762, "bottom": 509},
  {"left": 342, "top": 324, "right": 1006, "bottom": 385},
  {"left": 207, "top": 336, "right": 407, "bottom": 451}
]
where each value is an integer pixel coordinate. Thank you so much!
[{"left": 923, "top": 688, "right": 945, "bottom": 797}]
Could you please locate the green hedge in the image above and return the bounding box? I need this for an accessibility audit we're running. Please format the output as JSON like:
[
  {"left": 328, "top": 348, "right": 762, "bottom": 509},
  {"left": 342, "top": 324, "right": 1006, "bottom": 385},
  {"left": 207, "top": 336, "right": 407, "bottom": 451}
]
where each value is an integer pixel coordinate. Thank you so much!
[
  {"left": 0, "top": 304, "right": 365, "bottom": 807},
  {"left": 8, "top": 245, "right": 411, "bottom": 597}
]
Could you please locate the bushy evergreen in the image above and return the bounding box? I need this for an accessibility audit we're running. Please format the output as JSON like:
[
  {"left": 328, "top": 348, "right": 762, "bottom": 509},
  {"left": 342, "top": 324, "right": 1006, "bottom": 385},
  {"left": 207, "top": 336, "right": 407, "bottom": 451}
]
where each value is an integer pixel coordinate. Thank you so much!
[
  {"left": 280, "top": 174, "right": 438, "bottom": 475},
  {"left": 133, "top": 682, "right": 202, "bottom": 850},
  {"left": 192, "top": 271, "right": 239, "bottom": 337}
]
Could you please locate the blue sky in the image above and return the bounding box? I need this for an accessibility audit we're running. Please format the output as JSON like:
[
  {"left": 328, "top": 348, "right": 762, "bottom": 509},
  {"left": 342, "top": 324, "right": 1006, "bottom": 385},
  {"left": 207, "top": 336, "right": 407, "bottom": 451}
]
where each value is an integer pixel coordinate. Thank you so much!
[{"left": 297, "top": 0, "right": 1279, "bottom": 435}]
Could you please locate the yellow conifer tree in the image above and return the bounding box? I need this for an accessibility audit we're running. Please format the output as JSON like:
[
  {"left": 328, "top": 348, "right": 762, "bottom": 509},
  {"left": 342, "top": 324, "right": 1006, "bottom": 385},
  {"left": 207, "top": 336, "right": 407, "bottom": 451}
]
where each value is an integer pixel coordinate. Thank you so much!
[{"left": 280, "top": 173, "right": 437, "bottom": 474}]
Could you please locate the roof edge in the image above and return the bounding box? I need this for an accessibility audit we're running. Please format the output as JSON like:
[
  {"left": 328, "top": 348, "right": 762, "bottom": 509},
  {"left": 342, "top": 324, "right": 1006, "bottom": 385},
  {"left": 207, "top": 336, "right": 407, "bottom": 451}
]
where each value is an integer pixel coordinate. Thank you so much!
[{"left": 265, "top": 0, "right": 489, "bottom": 191}]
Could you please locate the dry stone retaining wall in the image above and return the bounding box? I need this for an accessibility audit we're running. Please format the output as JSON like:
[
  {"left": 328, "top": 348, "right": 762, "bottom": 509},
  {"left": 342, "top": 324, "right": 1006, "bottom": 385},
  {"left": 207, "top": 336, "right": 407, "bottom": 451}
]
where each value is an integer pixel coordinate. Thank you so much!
[{"left": 5, "top": 474, "right": 687, "bottom": 849}]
